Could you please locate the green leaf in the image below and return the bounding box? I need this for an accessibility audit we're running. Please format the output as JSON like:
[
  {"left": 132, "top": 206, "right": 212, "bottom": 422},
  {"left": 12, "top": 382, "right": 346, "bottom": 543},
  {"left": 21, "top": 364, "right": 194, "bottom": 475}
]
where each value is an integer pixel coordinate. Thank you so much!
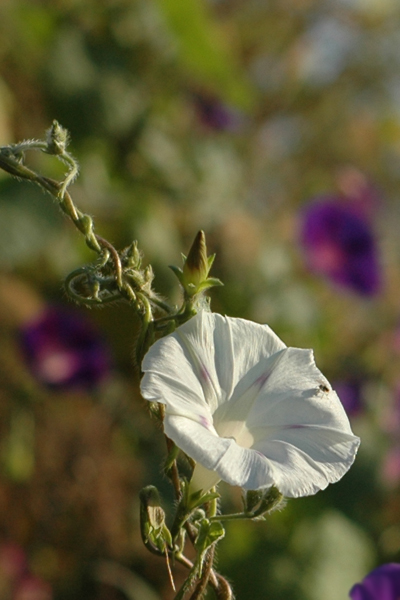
[
  {"left": 169, "top": 264, "right": 184, "bottom": 284},
  {"left": 194, "top": 518, "right": 225, "bottom": 575},
  {"left": 188, "top": 489, "right": 221, "bottom": 511},
  {"left": 197, "top": 277, "right": 224, "bottom": 293}
]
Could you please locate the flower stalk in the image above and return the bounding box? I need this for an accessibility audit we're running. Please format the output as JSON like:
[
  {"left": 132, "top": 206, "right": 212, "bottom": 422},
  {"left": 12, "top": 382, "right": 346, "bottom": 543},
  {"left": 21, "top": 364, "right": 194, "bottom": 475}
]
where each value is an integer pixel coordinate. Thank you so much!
[{"left": 0, "top": 125, "right": 220, "bottom": 346}]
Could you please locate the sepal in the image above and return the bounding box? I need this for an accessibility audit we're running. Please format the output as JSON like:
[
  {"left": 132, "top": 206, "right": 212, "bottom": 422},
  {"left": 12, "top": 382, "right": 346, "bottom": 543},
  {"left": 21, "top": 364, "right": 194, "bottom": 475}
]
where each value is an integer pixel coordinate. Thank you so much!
[
  {"left": 139, "top": 486, "right": 173, "bottom": 555},
  {"left": 164, "top": 441, "right": 180, "bottom": 474},
  {"left": 243, "top": 485, "right": 284, "bottom": 518},
  {"left": 169, "top": 264, "right": 185, "bottom": 285}
]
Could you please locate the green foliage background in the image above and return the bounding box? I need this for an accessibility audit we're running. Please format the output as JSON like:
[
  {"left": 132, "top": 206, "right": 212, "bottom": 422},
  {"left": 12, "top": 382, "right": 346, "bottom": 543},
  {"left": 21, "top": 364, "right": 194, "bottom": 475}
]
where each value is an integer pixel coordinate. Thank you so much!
[{"left": 1, "top": 0, "right": 400, "bottom": 598}]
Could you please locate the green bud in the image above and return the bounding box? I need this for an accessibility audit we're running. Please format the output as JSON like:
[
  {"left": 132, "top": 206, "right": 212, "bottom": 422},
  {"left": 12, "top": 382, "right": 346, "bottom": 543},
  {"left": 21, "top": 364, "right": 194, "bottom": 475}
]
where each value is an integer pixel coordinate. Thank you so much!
[
  {"left": 139, "top": 486, "right": 172, "bottom": 555},
  {"left": 244, "top": 486, "right": 284, "bottom": 518},
  {"left": 183, "top": 231, "right": 209, "bottom": 290},
  {"left": 243, "top": 489, "right": 265, "bottom": 514},
  {"left": 191, "top": 508, "right": 206, "bottom": 523},
  {"left": 46, "top": 120, "right": 70, "bottom": 155},
  {"left": 124, "top": 241, "right": 142, "bottom": 269},
  {"left": 144, "top": 265, "right": 155, "bottom": 284},
  {"left": 170, "top": 231, "right": 223, "bottom": 298}
]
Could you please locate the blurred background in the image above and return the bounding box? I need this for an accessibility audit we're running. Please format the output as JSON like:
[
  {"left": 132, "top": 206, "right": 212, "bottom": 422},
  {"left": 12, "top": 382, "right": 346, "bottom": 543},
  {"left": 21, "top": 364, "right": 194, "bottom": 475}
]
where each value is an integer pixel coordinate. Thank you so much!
[{"left": 0, "top": 0, "right": 400, "bottom": 598}]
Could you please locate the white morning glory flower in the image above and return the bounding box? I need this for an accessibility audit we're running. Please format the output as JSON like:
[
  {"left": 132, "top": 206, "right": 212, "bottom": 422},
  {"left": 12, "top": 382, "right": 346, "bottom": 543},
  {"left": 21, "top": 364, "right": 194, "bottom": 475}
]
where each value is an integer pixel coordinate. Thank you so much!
[{"left": 140, "top": 311, "right": 360, "bottom": 498}]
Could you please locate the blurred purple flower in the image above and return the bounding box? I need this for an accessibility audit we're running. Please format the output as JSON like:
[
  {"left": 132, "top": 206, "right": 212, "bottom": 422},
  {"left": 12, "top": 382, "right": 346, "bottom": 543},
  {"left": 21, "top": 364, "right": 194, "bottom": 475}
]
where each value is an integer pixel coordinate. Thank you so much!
[
  {"left": 335, "top": 380, "right": 364, "bottom": 417},
  {"left": 300, "top": 196, "right": 381, "bottom": 296},
  {"left": 192, "top": 92, "right": 243, "bottom": 132},
  {"left": 19, "top": 306, "right": 111, "bottom": 391},
  {"left": 349, "top": 563, "right": 400, "bottom": 599}
]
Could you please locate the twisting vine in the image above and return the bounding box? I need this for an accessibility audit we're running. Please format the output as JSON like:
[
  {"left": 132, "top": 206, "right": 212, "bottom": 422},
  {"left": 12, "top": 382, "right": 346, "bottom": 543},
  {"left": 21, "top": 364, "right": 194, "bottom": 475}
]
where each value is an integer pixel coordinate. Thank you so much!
[{"left": 0, "top": 122, "right": 285, "bottom": 600}]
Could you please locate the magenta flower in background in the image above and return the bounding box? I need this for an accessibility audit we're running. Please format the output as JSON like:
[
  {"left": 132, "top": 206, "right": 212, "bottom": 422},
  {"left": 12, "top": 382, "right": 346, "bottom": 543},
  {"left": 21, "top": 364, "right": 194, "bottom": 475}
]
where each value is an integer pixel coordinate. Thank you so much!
[
  {"left": 381, "top": 445, "right": 400, "bottom": 487},
  {"left": 300, "top": 196, "right": 381, "bottom": 296},
  {"left": 0, "top": 542, "right": 27, "bottom": 585},
  {"left": 334, "top": 380, "right": 364, "bottom": 417},
  {"left": 19, "top": 306, "right": 111, "bottom": 391},
  {"left": 13, "top": 575, "right": 53, "bottom": 600},
  {"left": 349, "top": 563, "right": 400, "bottom": 599},
  {"left": 0, "top": 542, "right": 52, "bottom": 600}
]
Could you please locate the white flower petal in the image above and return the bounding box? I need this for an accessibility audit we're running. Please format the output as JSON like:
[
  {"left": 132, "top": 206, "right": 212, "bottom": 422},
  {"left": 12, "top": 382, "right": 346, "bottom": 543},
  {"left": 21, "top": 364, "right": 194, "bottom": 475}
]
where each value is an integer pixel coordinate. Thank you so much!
[
  {"left": 190, "top": 463, "right": 221, "bottom": 494},
  {"left": 140, "top": 369, "right": 211, "bottom": 421},
  {"left": 237, "top": 348, "right": 354, "bottom": 436},
  {"left": 164, "top": 414, "right": 276, "bottom": 490},
  {"left": 252, "top": 425, "right": 360, "bottom": 497},
  {"left": 211, "top": 313, "right": 287, "bottom": 401},
  {"left": 141, "top": 312, "right": 221, "bottom": 414},
  {"left": 165, "top": 414, "right": 359, "bottom": 497},
  {"left": 141, "top": 311, "right": 287, "bottom": 416},
  {"left": 140, "top": 311, "right": 360, "bottom": 498},
  {"left": 164, "top": 414, "right": 233, "bottom": 472}
]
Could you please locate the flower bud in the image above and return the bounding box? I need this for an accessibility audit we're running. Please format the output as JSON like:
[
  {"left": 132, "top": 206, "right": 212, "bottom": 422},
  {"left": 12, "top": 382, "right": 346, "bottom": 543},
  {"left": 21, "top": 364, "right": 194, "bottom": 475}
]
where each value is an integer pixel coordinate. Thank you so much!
[
  {"left": 244, "top": 486, "right": 284, "bottom": 518},
  {"left": 46, "top": 120, "right": 69, "bottom": 155},
  {"left": 139, "top": 486, "right": 172, "bottom": 555},
  {"left": 170, "top": 231, "right": 223, "bottom": 298},
  {"left": 183, "top": 231, "right": 209, "bottom": 291},
  {"left": 124, "top": 241, "right": 142, "bottom": 269},
  {"left": 243, "top": 489, "right": 264, "bottom": 514}
]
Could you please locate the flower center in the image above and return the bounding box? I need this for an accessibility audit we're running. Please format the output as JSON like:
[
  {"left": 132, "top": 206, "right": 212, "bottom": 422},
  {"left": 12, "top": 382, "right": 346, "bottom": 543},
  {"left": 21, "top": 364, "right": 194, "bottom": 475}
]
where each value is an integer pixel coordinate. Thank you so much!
[{"left": 215, "top": 420, "right": 254, "bottom": 449}]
